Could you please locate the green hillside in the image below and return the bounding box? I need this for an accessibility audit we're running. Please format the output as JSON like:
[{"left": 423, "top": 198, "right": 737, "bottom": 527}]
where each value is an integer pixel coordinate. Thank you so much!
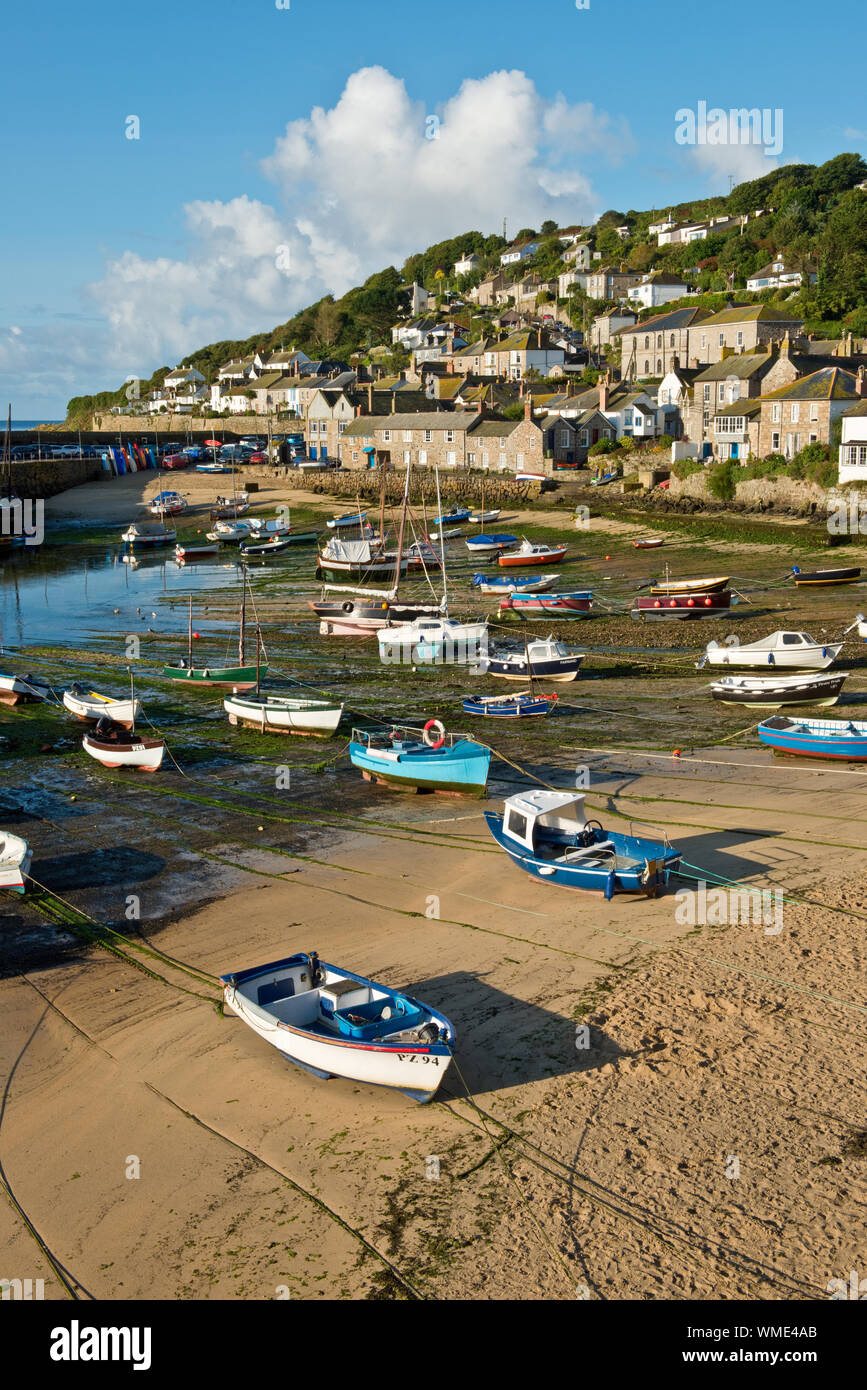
[{"left": 66, "top": 153, "right": 867, "bottom": 424}]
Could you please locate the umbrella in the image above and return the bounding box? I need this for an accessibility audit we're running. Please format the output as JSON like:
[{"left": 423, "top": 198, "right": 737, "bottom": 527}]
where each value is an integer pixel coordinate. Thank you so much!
[{"left": 203, "top": 438, "right": 222, "bottom": 447}]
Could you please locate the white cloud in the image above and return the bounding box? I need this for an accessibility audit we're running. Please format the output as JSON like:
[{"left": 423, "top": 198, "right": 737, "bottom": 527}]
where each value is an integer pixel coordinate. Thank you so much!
[{"left": 686, "top": 141, "right": 780, "bottom": 192}]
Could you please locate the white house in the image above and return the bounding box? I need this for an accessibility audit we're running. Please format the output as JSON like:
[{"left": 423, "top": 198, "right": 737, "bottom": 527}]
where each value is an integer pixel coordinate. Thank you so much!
[
  {"left": 627, "top": 272, "right": 689, "bottom": 310},
  {"left": 657, "top": 221, "right": 709, "bottom": 246},
  {"left": 746, "top": 258, "right": 805, "bottom": 292},
  {"left": 500, "top": 239, "right": 539, "bottom": 266},
  {"left": 454, "top": 252, "right": 481, "bottom": 276},
  {"left": 563, "top": 240, "right": 592, "bottom": 268},
  {"left": 838, "top": 401, "right": 867, "bottom": 484},
  {"left": 649, "top": 214, "right": 675, "bottom": 237}
]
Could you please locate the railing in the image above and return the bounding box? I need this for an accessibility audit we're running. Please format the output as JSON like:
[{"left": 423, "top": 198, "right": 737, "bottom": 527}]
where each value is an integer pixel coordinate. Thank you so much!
[
  {"left": 352, "top": 724, "right": 466, "bottom": 750},
  {"left": 627, "top": 818, "right": 673, "bottom": 848}
]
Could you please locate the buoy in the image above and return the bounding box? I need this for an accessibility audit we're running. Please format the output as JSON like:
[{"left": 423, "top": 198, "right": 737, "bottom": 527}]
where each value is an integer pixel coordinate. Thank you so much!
[
  {"left": 653, "top": 599, "right": 661, "bottom": 608},
  {"left": 704, "top": 597, "right": 713, "bottom": 606},
  {"left": 673, "top": 749, "right": 681, "bottom": 758},
  {"left": 669, "top": 599, "right": 677, "bottom": 607},
  {"left": 257, "top": 825, "right": 264, "bottom": 831},
  {"left": 687, "top": 597, "right": 695, "bottom": 607},
  {"left": 605, "top": 554, "right": 610, "bottom": 561},
  {"left": 193, "top": 632, "right": 200, "bottom": 639},
  {"left": 70, "top": 795, "right": 77, "bottom": 801}
]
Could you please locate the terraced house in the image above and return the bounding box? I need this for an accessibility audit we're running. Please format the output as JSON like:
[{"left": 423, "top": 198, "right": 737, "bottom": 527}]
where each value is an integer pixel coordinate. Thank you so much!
[
  {"left": 620, "top": 307, "right": 711, "bottom": 380},
  {"left": 338, "top": 403, "right": 543, "bottom": 473},
  {"left": 756, "top": 367, "right": 866, "bottom": 458},
  {"left": 687, "top": 304, "right": 803, "bottom": 365},
  {"left": 447, "top": 329, "right": 565, "bottom": 380}
]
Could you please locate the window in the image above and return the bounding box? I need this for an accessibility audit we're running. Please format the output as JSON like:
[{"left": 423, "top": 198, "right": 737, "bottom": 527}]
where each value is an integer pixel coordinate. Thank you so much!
[
  {"left": 382, "top": 430, "right": 391, "bottom": 443},
  {"left": 736, "top": 331, "right": 743, "bottom": 347},
  {"left": 644, "top": 360, "right": 650, "bottom": 373},
  {"left": 580, "top": 430, "right": 588, "bottom": 445},
  {"left": 718, "top": 333, "right": 724, "bottom": 347},
  {"left": 644, "top": 336, "right": 650, "bottom": 349},
  {"left": 670, "top": 334, "right": 676, "bottom": 347},
  {"left": 701, "top": 334, "right": 707, "bottom": 349},
  {"left": 403, "top": 430, "right": 412, "bottom": 442},
  {"left": 772, "top": 403, "right": 781, "bottom": 423},
  {"left": 498, "top": 453, "right": 507, "bottom": 468},
  {"left": 418, "top": 450, "right": 427, "bottom": 465},
  {"left": 809, "top": 433, "right": 818, "bottom": 444},
  {"left": 790, "top": 403, "right": 799, "bottom": 422},
  {"left": 482, "top": 452, "right": 490, "bottom": 467},
  {"left": 810, "top": 404, "right": 819, "bottom": 422},
  {"left": 445, "top": 430, "right": 455, "bottom": 443},
  {"left": 703, "top": 384, "right": 711, "bottom": 403},
  {"left": 656, "top": 359, "right": 662, "bottom": 373},
  {"left": 467, "top": 452, "right": 476, "bottom": 465},
  {"left": 446, "top": 451, "right": 457, "bottom": 467},
  {"left": 351, "top": 451, "right": 358, "bottom": 462},
  {"left": 403, "top": 451, "right": 411, "bottom": 464},
  {"left": 558, "top": 431, "right": 570, "bottom": 446},
  {"left": 771, "top": 431, "right": 780, "bottom": 451},
  {"left": 656, "top": 335, "right": 662, "bottom": 349},
  {"left": 423, "top": 429, "right": 432, "bottom": 443},
  {"left": 516, "top": 453, "right": 525, "bottom": 468},
  {"left": 844, "top": 444, "right": 867, "bottom": 468},
  {"left": 718, "top": 384, "right": 725, "bottom": 403},
  {"left": 703, "top": 411, "right": 710, "bottom": 428}
]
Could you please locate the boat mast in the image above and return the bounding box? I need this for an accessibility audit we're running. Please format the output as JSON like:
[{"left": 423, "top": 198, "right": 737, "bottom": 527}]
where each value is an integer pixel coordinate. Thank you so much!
[
  {"left": 239, "top": 565, "right": 247, "bottom": 666},
  {"left": 188, "top": 594, "right": 193, "bottom": 666},
  {"left": 255, "top": 624, "right": 261, "bottom": 694},
  {"left": 434, "top": 465, "right": 447, "bottom": 615},
  {"left": 129, "top": 669, "right": 136, "bottom": 738},
  {"left": 392, "top": 460, "right": 411, "bottom": 598}
]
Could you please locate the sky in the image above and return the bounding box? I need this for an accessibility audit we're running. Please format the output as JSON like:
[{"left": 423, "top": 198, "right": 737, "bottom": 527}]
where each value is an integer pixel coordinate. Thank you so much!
[{"left": 1, "top": 0, "right": 864, "bottom": 416}]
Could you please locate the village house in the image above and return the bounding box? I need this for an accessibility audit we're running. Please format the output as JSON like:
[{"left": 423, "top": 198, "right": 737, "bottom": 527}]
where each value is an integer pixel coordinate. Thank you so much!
[
  {"left": 745, "top": 257, "right": 811, "bottom": 292},
  {"left": 627, "top": 271, "right": 689, "bottom": 310},
  {"left": 338, "top": 402, "right": 543, "bottom": 473},
  {"left": 447, "top": 329, "right": 565, "bottom": 380},
  {"left": 471, "top": 271, "right": 510, "bottom": 306},
  {"left": 687, "top": 304, "right": 803, "bottom": 365},
  {"left": 454, "top": 251, "right": 482, "bottom": 276},
  {"left": 756, "top": 367, "right": 866, "bottom": 459},
  {"left": 711, "top": 398, "right": 763, "bottom": 460},
  {"left": 500, "top": 238, "right": 539, "bottom": 266},
  {"left": 838, "top": 401, "right": 867, "bottom": 484},
  {"left": 562, "top": 239, "right": 592, "bottom": 268},
  {"left": 146, "top": 365, "right": 208, "bottom": 414},
  {"left": 684, "top": 350, "right": 782, "bottom": 449},
  {"left": 591, "top": 306, "right": 638, "bottom": 350},
  {"left": 620, "top": 307, "right": 711, "bottom": 380},
  {"left": 584, "top": 267, "right": 645, "bottom": 302}
]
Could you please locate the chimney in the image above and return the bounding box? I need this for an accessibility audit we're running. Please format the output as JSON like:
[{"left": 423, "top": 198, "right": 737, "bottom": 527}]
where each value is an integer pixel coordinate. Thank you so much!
[
  {"left": 598, "top": 374, "right": 609, "bottom": 413},
  {"left": 391, "top": 391, "right": 397, "bottom": 414},
  {"left": 689, "top": 357, "right": 699, "bottom": 369},
  {"left": 673, "top": 355, "right": 681, "bottom": 370},
  {"left": 780, "top": 331, "right": 790, "bottom": 359},
  {"left": 524, "top": 395, "right": 532, "bottom": 421}
]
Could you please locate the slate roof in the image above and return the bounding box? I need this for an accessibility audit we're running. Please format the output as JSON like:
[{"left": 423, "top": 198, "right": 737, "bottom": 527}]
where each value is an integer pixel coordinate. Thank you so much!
[
  {"left": 700, "top": 305, "right": 802, "bottom": 326},
  {"left": 713, "top": 399, "right": 762, "bottom": 418},
  {"left": 695, "top": 353, "right": 777, "bottom": 381},
  {"left": 621, "top": 307, "right": 711, "bottom": 335},
  {"left": 760, "top": 367, "right": 860, "bottom": 402}
]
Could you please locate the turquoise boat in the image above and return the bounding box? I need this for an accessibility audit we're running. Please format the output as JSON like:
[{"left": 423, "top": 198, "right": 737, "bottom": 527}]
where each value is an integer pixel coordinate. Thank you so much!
[{"left": 349, "top": 725, "right": 491, "bottom": 795}]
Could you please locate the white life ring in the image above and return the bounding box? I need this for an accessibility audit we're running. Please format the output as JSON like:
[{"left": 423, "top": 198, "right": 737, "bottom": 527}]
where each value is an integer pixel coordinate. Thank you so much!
[{"left": 423, "top": 718, "right": 446, "bottom": 750}]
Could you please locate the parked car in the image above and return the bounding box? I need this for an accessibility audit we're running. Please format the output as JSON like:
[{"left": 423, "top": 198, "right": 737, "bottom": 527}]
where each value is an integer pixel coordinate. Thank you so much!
[
  {"left": 247, "top": 451, "right": 269, "bottom": 464},
  {"left": 162, "top": 453, "right": 189, "bottom": 469}
]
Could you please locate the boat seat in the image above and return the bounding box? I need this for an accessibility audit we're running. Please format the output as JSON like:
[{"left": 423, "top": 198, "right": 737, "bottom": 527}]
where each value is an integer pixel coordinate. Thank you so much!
[{"left": 559, "top": 839, "right": 616, "bottom": 864}]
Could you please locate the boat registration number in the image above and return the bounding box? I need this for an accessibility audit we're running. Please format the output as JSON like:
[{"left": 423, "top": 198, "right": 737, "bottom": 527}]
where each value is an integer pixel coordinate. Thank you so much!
[{"left": 396, "top": 1053, "right": 439, "bottom": 1065}]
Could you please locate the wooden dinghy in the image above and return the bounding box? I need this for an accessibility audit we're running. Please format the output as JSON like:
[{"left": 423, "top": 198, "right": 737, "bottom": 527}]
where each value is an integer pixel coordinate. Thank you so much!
[
  {"left": 63, "top": 684, "right": 140, "bottom": 727},
  {"left": 82, "top": 719, "right": 165, "bottom": 771},
  {"left": 710, "top": 671, "right": 848, "bottom": 708},
  {"left": 485, "top": 790, "right": 681, "bottom": 898},
  {"left": 0, "top": 831, "right": 32, "bottom": 892},
  {"left": 757, "top": 715, "right": 867, "bottom": 761},
  {"left": 220, "top": 951, "right": 455, "bottom": 1102},
  {"left": 792, "top": 565, "right": 862, "bottom": 587},
  {"left": 632, "top": 537, "right": 664, "bottom": 549},
  {"left": 498, "top": 590, "right": 592, "bottom": 617},
  {"left": 472, "top": 572, "right": 559, "bottom": 595},
  {"left": 462, "top": 692, "right": 553, "bottom": 718},
  {"left": 224, "top": 692, "right": 344, "bottom": 736},
  {"left": 0, "top": 672, "right": 51, "bottom": 706},
  {"left": 649, "top": 575, "right": 729, "bottom": 594}
]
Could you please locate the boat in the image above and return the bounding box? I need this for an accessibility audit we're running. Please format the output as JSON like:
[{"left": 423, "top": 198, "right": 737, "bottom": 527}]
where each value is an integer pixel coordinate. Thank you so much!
[
  {"left": 469, "top": 509, "right": 501, "bottom": 523},
  {"left": 465, "top": 533, "right": 517, "bottom": 553},
  {"left": 240, "top": 535, "right": 296, "bottom": 558},
  {"left": 219, "top": 950, "right": 455, "bottom": 1102},
  {"left": 62, "top": 684, "right": 140, "bottom": 727},
  {"left": 479, "top": 637, "right": 584, "bottom": 683},
  {"left": 633, "top": 590, "right": 732, "bottom": 619},
  {"left": 433, "top": 507, "right": 470, "bottom": 525},
  {"left": 590, "top": 471, "right": 618, "bottom": 486},
  {"left": 378, "top": 616, "right": 487, "bottom": 665},
  {"left": 792, "top": 565, "right": 862, "bottom": 587},
  {"left": 224, "top": 692, "right": 344, "bottom": 736},
  {"left": 710, "top": 671, "right": 849, "bottom": 708},
  {"left": 82, "top": 720, "right": 166, "bottom": 771},
  {"left": 0, "top": 671, "right": 51, "bottom": 706},
  {"left": 162, "top": 584, "right": 266, "bottom": 688},
  {"left": 649, "top": 575, "right": 729, "bottom": 595},
  {"left": 207, "top": 519, "right": 253, "bottom": 544},
  {"left": 121, "top": 521, "right": 176, "bottom": 547},
  {"left": 462, "top": 693, "right": 553, "bottom": 718},
  {"left": 633, "top": 538, "right": 665, "bottom": 549},
  {"left": 471, "top": 572, "right": 558, "bottom": 595},
  {"left": 498, "top": 590, "right": 592, "bottom": 618},
  {"left": 485, "top": 790, "right": 681, "bottom": 898},
  {"left": 405, "top": 540, "right": 443, "bottom": 570},
  {"left": 148, "top": 491, "right": 187, "bottom": 517},
  {"left": 327, "top": 511, "right": 367, "bottom": 530},
  {"left": 175, "top": 543, "right": 221, "bottom": 561},
  {"left": 210, "top": 491, "right": 250, "bottom": 520},
  {"left": 317, "top": 538, "right": 408, "bottom": 581},
  {"left": 350, "top": 725, "right": 491, "bottom": 795},
  {"left": 699, "top": 630, "right": 843, "bottom": 670},
  {"left": 248, "top": 517, "right": 291, "bottom": 538},
  {"left": 0, "top": 831, "right": 32, "bottom": 892},
  {"left": 429, "top": 527, "right": 464, "bottom": 541},
  {"left": 515, "top": 471, "right": 546, "bottom": 483},
  {"left": 196, "top": 462, "right": 233, "bottom": 473},
  {"left": 498, "top": 539, "right": 568, "bottom": 568},
  {"left": 757, "top": 715, "right": 867, "bottom": 761}
]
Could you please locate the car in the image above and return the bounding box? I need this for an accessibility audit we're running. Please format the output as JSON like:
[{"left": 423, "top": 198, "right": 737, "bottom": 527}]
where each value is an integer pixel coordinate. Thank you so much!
[
  {"left": 246, "top": 451, "right": 269, "bottom": 464},
  {"left": 162, "top": 453, "right": 189, "bottom": 469}
]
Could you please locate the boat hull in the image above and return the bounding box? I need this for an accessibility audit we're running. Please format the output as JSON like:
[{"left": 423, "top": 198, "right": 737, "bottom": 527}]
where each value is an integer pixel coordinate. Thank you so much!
[
  {"left": 711, "top": 674, "right": 847, "bottom": 708},
  {"left": 0, "top": 674, "right": 51, "bottom": 705},
  {"left": 498, "top": 546, "right": 567, "bottom": 567},
  {"left": 486, "top": 813, "right": 681, "bottom": 896},
  {"left": 224, "top": 695, "right": 343, "bottom": 735},
  {"left": 792, "top": 567, "right": 861, "bottom": 586},
  {"left": 0, "top": 838, "right": 32, "bottom": 892},
  {"left": 463, "top": 696, "right": 551, "bottom": 718},
  {"left": 82, "top": 733, "right": 165, "bottom": 770},
  {"left": 757, "top": 717, "right": 867, "bottom": 760},
  {"left": 649, "top": 576, "right": 729, "bottom": 595},
  {"left": 498, "top": 592, "right": 591, "bottom": 617},
  {"left": 633, "top": 591, "right": 732, "bottom": 619},
  {"left": 162, "top": 664, "right": 265, "bottom": 688},
  {"left": 349, "top": 738, "right": 490, "bottom": 795},
  {"left": 62, "top": 691, "right": 140, "bottom": 726},
  {"left": 481, "top": 655, "right": 583, "bottom": 682}
]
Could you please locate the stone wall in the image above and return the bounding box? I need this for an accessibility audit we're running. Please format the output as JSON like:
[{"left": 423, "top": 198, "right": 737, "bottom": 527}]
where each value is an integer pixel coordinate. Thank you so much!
[
  {"left": 91, "top": 414, "right": 266, "bottom": 434},
  {"left": 8, "top": 457, "right": 103, "bottom": 500},
  {"left": 299, "top": 468, "right": 543, "bottom": 507},
  {"left": 669, "top": 469, "right": 867, "bottom": 518}
]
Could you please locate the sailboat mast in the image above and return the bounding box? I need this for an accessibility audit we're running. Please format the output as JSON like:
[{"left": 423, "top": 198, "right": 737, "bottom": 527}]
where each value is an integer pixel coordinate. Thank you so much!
[
  {"left": 188, "top": 594, "right": 193, "bottom": 664},
  {"left": 239, "top": 567, "right": 247, "bottom": 666},
  {"left": 434, "top": 465, "right": 447, "bottom": 614},
  {"left": 255, "top": 625, "right": 261, "bottom": 694},
  {"left": 392, "top": 461, "right": 411, "bottom": 597},
  {"left": 129, "top": 669, "right": 136, "bottom": 738}
]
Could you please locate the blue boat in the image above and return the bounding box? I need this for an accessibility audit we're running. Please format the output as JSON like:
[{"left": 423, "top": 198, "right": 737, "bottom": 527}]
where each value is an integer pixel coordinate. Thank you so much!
[
  {"left": 471, "top": 572, "right": 558, "bottom": 593},
  {"left": 463, "top": 694, "right": 552, "bottom": 718},
  {"left": 466, "top": 533, "right": 517, "bottom": 553},
  {"left": 327, "top": 511, "right": 367, "bottom": 530},
  {"left": 433, "top": 507, "right": 471, "bottom": 525},
  {"left": 485, "top": 790, "right": 681, "bottom": 898},
  {"left": 196, "top": 462, "right": 233, "bottom": 473},
  {"left": 757, "top": 715, "right": 867, "bottom": 761},
  {"left": 350, "top": 725, "right": 491, "bottom": 794}
]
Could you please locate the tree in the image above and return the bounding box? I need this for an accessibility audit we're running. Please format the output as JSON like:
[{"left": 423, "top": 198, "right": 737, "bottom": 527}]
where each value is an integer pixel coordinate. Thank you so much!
[
  {"left": 816, "top": 190, "right": 867, "bottom": 317},
  {"left": 596, "top": 227, "right": 623, "bottom": 262},
  {"left": 311, "top": 296, "right": 344, "bottom": 355},
  {"left": 540, "top": 219, "right": 558, "bottom": 235},
  {"left": 515, "top": 227, "right": 537, "bottom": 241}
]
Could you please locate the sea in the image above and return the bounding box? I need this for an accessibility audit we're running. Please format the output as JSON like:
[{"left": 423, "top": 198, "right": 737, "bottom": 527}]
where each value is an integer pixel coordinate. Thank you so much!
[{"left": 10, "top": 419, "right": 64, "bottom": 431}]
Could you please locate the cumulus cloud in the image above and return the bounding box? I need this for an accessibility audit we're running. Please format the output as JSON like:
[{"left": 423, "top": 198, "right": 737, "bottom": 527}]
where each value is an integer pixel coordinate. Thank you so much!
[
  {"left": 78, "top": 67, "right": 630, "bottom": 386},
  {"left": 686, "top": 140, "right": 780, "bottom": 191}
]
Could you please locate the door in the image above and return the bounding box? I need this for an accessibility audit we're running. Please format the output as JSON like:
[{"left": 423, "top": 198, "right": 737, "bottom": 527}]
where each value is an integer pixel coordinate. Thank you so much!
[
  {"left": 321, "top": 445, "right": 328, "bottom": 460},
  {"left": 310, "top": 445, "right": 317, "bottom": 460},
  {"left": 730, "top": 443, "right": 739, "bottom": 459}
]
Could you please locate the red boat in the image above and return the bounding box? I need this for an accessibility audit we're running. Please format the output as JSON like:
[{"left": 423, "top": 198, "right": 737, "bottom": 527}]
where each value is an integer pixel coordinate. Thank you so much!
[
  {"left": 632, "top": 590, "right": 732, "bottom": 620},
  {"left": 498, "top": 590, "right": 591, "bottom": 617},
  {"left": 498, "top": 540, "right": 568, "bottom": 568}
]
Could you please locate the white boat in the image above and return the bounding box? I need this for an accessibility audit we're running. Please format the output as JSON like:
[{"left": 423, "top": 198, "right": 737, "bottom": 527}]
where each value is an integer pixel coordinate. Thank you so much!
[
  {"left": 63, "top": 685, "right": 140, "bottom": 727},
  {"left": 220, "top": 951, "right": 455, "bottom": 1102},
  {"left": 699, "top": 630, "right": 844, "bottom": 671},
  {"left": 82, "top": 728, "right": 165, "bottom": 771},
  {"left": 469, "top": 509, "right": 501, "bottom": 524},
  {"left": 175, "top": 543, "right": 221, "bottom": 561},
  {"left": 0, "top": 831, "right": 32, "bottom": 892},
  {"left": 148, "top": 491, "right": 187, "bottom": 516},
  {"left": 429, "top": 527, "right": 464, "bottom": 541},
  {"left": 0, "top": 672, "right": 51, "bottom": 705},
  {"left": 210, "top": 519, "right": 254, "bottom": 542},
  {"left": 121, "top": 521, "right": 176, "bottom": 547},
  {"left": 472, "top": 573, "right": 559, "bottom": 596},
  {"left": 378, "top": 616, "right": 487, "bottom": 665},
  {"left": 248, "top": 516, "right": 291, "bottom": 537},
  {"left": 478, "top": 637, "right": 585, "bottom": 683},
  {"left": 224, "top": 692, "right": 344, "bottom": 736}
]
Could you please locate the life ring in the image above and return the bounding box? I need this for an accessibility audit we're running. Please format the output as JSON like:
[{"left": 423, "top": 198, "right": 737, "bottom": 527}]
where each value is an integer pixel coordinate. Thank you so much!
[
  {"left": 342, "top": 601, "right": 354, "bottom": 613},
  {"left": 423, "top": 718, "right": 446, "bottom": 750}
]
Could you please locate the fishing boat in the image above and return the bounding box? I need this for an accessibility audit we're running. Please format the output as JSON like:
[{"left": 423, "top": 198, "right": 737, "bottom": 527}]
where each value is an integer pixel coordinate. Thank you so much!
[
  {"left": 224, "top": 692, "right": 343, "bottom": 736},
  {"left": 121, "top": 521, "right": 176, "bottom": 547},
  {"left": 479, "top": 637, "right": 584, "bottom": 683},
  {"left": 498, "top": 539, "right": 568, "bottom": 568},
  {"left": 498, "top": 590, "right": 592, "bottom": 618},
  {"left": 0, "top": 671, "right": 51, "bottom": 706},
  {"left": 465, "top": 533, "right": 517, "bottom": 553},
  {"left": 0, "top": 831, "right": 32, "bottom": 892},
  {"left": 378, "top": 616, "right": 487, "bottom": 665},
  {"left": 163, "top": 583, "right": 266, "bottom": 688},
  {"left": 207, "top": 519, "right": 253, "bottom": 544},
  {"left": 248, "top": 517, "right": 291, "bottom": 538},
  {"left": 757, "top": 715, "right": 867, "bottom": 761},
  {"left": 148, "top": 490, "right": 187, "bottom": 517},
  {"left": 649, "top": 575, "right": 729, "bottom": 595},
  {"left": 485, "top": 790, "right": 681, "bottom": 898},
  {"left": 240, "top": 535, "right": 296, "bottom": 558},
  {"left": 432, "top": 507, "right": 470, "bottom": 525},
  {"left": 710, "top": 671, "right": 848, "bottom": 708},
  {"left": 327, "top": 511, "right": 367, "bottom": 530},
  {"left": 62, "top": 684, "right": 140, "bottom": 727},
  {"left": 633, "top": 590, "right": 732, "bottom": 619},
  {"left": 210, "top": 491, "right": 250, "bottom": 520},
  {"left": 699, "top": 630, "right": 843, "bottom": 670},
  {"left": 349, "top": 724, "right": 491, "bottom": 794},
  {"left": 469, "top": 509, "right": 501, "bottom": 524},
  {"left": 174, "top": 542, "right": 221, "bottom": 561},
  {"left": 82, "top": 721, "right": 166, "bottom": 771},
  {"left": 317, "top": 537, "right": 408, "bottom": 581},
  {"left": 792, "top": 565, "right": 862, "bottom": 587},
  {"left": 219, "top": 950, "right": 455, "bottom": 1102},
  {"left": 462, "top": 693, "right": 553, "bottom": 718},
  {"left": 472, "top": 572, "right": 559, "bottom": 595},
  {"left": 633, "top": 538, "right": 665, "bottom": 549}
]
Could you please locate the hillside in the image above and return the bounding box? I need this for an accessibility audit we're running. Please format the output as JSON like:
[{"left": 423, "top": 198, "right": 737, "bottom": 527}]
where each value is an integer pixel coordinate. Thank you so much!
[{"left": 66, "top": 153, "right": 867, "bottom": 424}]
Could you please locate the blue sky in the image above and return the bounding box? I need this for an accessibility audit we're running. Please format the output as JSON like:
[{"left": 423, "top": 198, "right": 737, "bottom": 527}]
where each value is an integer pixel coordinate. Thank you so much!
[{"left": 2, "top": 0, "right": 864, "bottom": 414}]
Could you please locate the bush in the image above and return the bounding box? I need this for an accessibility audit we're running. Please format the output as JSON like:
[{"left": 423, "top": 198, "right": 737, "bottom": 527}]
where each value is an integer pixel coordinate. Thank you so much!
[
  {"left": 672, "top": 459, "right": 704, "bottom": 480},
  {"left": 588, "top": 438, "right": 614, "bottom": 455},
  {"left": 707, "top": 459, "right": 737, "bottom": 500},
  {"left": 657, "top": 434, "right": 674, "bottom": 449}
]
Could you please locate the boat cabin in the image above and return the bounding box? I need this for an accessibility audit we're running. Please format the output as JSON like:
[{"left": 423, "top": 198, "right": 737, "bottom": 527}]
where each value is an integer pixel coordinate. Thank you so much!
[{"left": 502, "top": 790, "right": 591, "bottom": 851}]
